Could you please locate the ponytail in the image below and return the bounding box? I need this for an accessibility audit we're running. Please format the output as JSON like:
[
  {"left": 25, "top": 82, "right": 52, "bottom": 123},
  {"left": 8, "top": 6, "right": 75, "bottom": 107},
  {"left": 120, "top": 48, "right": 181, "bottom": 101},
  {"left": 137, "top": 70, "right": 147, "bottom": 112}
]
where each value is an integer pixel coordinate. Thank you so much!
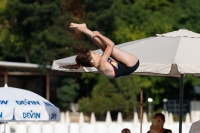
[{"left": 60, "top": 45, "right": 93, "bottom": 69}]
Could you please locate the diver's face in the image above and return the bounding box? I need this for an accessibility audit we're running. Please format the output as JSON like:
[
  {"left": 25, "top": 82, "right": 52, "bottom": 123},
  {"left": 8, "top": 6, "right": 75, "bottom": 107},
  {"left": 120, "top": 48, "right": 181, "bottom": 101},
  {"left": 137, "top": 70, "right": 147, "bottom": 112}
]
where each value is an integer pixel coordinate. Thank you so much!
[{"left": 90, "top": 51, "right": 101, "bottom": 65}]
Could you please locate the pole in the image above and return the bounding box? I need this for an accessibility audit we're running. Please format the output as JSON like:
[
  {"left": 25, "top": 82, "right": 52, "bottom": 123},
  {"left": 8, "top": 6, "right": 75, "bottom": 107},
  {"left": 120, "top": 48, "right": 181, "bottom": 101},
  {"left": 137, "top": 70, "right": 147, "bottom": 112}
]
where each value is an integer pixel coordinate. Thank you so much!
[
  {"left": 4, "top": 72, "right": 8, "bottom": 85},
  {"left": 164, "top": 102, "right": 166, "bottom": 114},
  {"left": 149, "top": 103, "right": 152, "bottom": 117},
  {"left": 4, "top": 121, "right": 6, "bottom": 133},
  {"left": 179, "top": 74, "right": 184, "bottom": 133},
  {"left": 140, "top": 89, "right": 143, "bottom": 133},
  {"left": 194, "top": 88, "right": 196, "bottom": 113},
  {"left": 46, "top": 74, "right": 50, "bottom": 101}
]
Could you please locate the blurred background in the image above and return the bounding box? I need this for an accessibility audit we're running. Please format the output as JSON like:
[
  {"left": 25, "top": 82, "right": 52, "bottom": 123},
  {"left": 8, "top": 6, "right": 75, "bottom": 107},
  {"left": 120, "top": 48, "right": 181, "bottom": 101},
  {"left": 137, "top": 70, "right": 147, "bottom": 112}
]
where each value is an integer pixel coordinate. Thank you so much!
[{"left": 0, "top": 0, "right": 200, "bottom": 133}]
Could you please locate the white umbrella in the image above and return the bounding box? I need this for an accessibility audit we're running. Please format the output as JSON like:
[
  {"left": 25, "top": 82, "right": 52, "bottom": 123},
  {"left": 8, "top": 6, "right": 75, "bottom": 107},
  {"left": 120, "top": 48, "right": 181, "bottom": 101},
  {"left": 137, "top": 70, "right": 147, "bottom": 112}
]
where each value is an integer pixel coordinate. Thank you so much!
[
  {"left": 0, "top": 84, "right": 60, "bottom": 133},
  {"left": 52, "top": 29, "right": 200, "bottom": 133}
]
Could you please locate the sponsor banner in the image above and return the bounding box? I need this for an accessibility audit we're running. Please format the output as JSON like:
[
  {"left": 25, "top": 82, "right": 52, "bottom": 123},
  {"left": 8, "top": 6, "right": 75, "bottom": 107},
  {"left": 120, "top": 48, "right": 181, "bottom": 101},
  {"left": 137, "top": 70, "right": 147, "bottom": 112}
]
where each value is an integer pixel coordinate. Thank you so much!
[
  {"left": 43, "top": 101, "right": 53, "bottom": 106},
  {"left": 0, "top": 112, "right": 2, "bottom": 118},
  {"left": 49, "top": 112, "right": 57, "bottom": 120},
  {"left": 0, "top": 100, "right": 8, "bottom": 105},
  {"left": 46, "top": 106, "right": 60, "bottom": 121},
  {"left": 22, "top": 110, "right": 41, "bottom": 119},
  {"left": 15, "top": 99, "right": 40, "bottom": 105},
  {"left": 15, "top": 108, "right": 49, "bottom": 120},
  {"left": 0, "top": 107, "right": 14, "bottom": 120},
  {"left": 0, "top": 106, "right": 60, "bottom": 121}
]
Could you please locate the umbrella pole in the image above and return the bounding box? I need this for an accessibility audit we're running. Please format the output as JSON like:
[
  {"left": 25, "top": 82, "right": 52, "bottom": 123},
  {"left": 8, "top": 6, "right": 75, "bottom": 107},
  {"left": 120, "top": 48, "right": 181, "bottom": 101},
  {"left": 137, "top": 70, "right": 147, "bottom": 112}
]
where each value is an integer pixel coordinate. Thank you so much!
[
  {"left": 4, "top": 121, "right": 6, "bottom": 133},
  {"left": 179, "top": 74, "right": 184, "bottom": 133},
  {"left": 140, "top": 89, "right": 143, "bottom": 133}
]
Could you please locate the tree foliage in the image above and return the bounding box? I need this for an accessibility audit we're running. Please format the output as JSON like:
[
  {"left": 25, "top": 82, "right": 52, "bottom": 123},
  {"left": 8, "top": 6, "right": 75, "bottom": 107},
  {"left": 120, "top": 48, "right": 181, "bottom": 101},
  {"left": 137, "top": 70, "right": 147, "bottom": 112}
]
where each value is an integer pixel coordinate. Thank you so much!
[
  {"left": 78, "top": 75, "right": 152, "bottom": 118},
  {"left": 0, "top": 0, "right": 82, "bottom": 64},
  {"left": 57, "top": 77, "right": 80, "bottom": 110}
]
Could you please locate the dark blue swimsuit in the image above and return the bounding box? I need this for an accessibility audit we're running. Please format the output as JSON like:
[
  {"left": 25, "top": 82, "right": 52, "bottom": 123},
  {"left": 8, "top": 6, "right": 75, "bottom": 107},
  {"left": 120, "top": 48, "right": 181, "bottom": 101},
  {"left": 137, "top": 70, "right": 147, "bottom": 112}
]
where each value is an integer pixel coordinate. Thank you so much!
[{"left": 107, "top": 57, "right": 140, "bottom": 78}]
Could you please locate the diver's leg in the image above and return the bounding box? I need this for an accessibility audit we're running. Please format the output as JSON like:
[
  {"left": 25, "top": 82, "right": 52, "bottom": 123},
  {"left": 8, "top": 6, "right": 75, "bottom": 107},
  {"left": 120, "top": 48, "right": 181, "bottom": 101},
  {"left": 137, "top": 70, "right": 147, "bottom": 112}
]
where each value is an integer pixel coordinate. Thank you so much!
[{"left": 69, "top": 23, "right": 106, "bottom": 51}]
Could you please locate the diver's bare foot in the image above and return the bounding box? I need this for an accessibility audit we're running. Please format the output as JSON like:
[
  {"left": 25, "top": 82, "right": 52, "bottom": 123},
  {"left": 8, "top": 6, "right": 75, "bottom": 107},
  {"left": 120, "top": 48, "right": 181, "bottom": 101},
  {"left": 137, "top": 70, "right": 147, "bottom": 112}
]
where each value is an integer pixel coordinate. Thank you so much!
[{"left": 69, "top": 23, "right": 87, "bottom": 32}]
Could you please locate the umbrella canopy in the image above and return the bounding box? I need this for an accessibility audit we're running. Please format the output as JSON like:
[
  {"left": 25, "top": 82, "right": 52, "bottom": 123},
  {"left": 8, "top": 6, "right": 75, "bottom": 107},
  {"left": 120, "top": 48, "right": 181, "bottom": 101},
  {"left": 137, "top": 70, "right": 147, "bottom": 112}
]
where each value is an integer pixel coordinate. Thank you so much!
[
  {"left": 0, "top": 85, "right": 60, "bottom": 122},
  {"left": 52, "top": 29, "right": 200, "bottom": 77}
]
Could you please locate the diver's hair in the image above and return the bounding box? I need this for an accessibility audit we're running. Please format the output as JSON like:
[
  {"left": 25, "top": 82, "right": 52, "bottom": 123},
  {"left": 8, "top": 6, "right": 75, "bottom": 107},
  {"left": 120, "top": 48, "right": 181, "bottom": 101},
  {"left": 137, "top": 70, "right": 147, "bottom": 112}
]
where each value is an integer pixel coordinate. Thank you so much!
[
  {"left": 154, "top": 113, "right": 165, "bottom": 122},
  {"left": 121, "top": 128, "right": 131, "bottom": 133},
  {"left": 59, "top": 45, "right": 93, "bottom": 69}
]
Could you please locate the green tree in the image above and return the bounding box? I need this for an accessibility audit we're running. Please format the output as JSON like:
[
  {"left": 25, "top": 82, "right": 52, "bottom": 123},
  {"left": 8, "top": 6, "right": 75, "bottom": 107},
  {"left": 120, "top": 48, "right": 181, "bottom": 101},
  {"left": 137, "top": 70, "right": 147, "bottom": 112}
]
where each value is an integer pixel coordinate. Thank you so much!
[
  {"left": 173, "top": 0, "right": 200, "bottom": 32},
  {"left": 57, "top": 77, "right": 80, "bottom": 111},
  {"left": 110, "top": 0, "right": 179, "bottom": 43},
  {"left": 144, "top": 76, "right": 180, "bottom": 110},
  {"left": 0, "top": 0, "right": 81, "bottom": 64},
  {"left": 78, "top": 75, "right": 152, "bottom": 118},
  {"left": 83, "top": 0, "right": 116, "bottom": 42}
]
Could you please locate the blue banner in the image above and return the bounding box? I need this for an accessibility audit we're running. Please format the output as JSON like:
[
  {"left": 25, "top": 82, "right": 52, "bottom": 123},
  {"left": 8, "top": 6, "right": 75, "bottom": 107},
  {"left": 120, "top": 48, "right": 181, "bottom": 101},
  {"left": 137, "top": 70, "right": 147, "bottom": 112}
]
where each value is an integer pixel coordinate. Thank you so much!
[
  {"left": 0, "top": 112, "right": 2, "bottom": 118},
  {"left": 0, "top": 100, "right": 8, "bottom": 105},
  {"left": 50, "top": 112, "right": 57, "bottom": 120},
  {"left": 23, "top": 110, "right": 40, "bottom": 119},
  {"left": 16, "top": 99, "right": 40, "bottom": 105}
]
